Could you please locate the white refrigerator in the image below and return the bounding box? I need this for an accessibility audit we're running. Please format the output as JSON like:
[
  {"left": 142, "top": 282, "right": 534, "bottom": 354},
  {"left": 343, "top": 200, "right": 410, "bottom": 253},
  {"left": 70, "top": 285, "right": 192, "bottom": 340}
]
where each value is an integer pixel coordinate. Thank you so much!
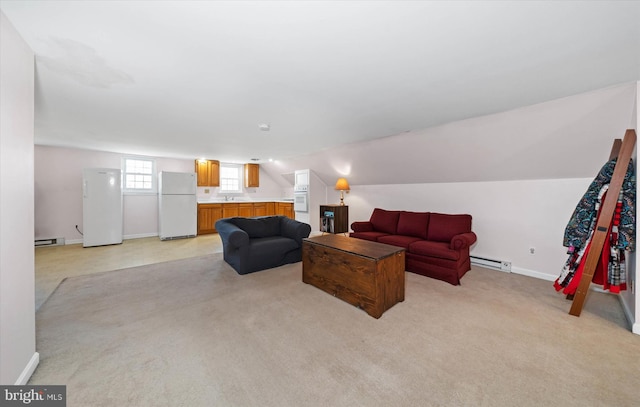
[
  {"left": 158, "top": 171, "right": 197, "bottom": 240},
  {"left": 82, "top": 168, "right": 123, "bottom": 247}
]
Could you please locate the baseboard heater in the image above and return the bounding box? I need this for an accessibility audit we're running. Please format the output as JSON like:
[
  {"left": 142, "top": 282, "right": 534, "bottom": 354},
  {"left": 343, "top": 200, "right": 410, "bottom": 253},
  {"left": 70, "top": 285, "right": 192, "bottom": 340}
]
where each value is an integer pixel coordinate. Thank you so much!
[
  {"left": 35, "top": 237, "right": 65, "bottom": 247},
  {"left": 470, "top": 255, "right": 511, "bottom": 272}
]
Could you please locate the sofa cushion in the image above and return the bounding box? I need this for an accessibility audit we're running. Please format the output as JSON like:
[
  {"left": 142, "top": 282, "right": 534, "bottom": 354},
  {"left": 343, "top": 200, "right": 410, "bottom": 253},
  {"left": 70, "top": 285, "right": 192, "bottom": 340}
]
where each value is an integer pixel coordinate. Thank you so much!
[
  {"left": 369, "top": 208, "right": 400, "bottom": 235},
  {"left": 396, "top": 211, "right": 429, "bottom": 239},
  {"left": 427, "top": 213, "right": 472, "bottom": 243},
  {"left": 249, "top": 236, "right": 299, "bottom": 257},
  {"left": 349, "top": 231, "right": 389, "bottom": 242},
  {"left": 378, "top": 235, "right": 422, "bottom": 249},
  {"left": 232, "top": 216, "right": 280, "bottom": 238},
  {"left": 409, "top": 240, "right": 461, "bottom": 261}
]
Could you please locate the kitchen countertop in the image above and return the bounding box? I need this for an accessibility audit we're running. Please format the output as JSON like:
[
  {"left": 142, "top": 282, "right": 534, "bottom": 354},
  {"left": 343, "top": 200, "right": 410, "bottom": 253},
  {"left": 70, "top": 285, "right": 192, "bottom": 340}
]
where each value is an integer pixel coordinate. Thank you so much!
[{"left": 197, "top": 199, "right": 294, "bottom": 204}]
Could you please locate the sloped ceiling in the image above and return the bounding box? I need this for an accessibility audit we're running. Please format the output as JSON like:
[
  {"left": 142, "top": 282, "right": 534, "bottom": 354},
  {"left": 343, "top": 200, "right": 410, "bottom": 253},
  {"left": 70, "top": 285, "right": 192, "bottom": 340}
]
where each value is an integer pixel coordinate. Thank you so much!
[
  {"left": 1, "top": 1, "right": 639, "bottom": 183},
  {"left": 264, "top": 82, "right": 638, "bottom": 186}
]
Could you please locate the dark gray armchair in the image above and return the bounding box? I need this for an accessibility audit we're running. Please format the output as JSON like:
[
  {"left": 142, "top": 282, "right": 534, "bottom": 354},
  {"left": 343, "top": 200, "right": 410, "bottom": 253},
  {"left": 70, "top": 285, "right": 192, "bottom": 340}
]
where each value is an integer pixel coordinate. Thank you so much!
[{"left": 215, "top": 216, "right": 311, "bottom": 275}]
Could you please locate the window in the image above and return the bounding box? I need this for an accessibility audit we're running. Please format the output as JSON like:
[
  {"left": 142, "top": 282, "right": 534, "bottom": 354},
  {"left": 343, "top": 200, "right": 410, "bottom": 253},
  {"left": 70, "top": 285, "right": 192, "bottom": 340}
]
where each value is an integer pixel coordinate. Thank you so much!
[
  {"left": 219, "top": 163, "right": 243, "bottom": 193},
  {"left": 122, "top": 157, "right": 156, "bottom": 193}
]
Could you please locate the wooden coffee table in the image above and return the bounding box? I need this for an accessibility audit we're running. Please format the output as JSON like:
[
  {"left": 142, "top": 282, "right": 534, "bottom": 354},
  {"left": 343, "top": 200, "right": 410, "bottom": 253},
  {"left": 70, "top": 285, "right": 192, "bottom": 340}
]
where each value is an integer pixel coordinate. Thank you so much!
[{"left": 302, "top": 235, "right": 405, "bottom": 318}]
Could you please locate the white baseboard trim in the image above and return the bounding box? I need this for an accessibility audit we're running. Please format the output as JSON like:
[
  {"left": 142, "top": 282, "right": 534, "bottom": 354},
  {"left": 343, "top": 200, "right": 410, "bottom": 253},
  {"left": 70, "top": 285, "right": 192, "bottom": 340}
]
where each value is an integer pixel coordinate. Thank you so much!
[
  {"left": 510, "top": 266, "right": 557, "bottom": 281},
  {"left": 618, "top": 294, "right": 636, "bottom": 332},
  {"left": 65, "top": 233, "right": 158, "bottom": 246},
  {"left": 123, "top": 233, "right": 157, "bottom": 240},
  {"left": 510, "top": 266, "right": 638, "bottom": 335},
  {"left": 15, "top": 352, "right": 39, "bottom": 385}
]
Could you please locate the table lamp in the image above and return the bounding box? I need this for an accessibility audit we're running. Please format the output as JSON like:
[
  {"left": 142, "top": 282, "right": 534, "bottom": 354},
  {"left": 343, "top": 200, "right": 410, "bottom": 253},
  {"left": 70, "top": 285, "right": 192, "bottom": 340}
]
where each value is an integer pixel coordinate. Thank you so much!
[{"left": 335, "top": 178, "right": 350, "bottom": 206}]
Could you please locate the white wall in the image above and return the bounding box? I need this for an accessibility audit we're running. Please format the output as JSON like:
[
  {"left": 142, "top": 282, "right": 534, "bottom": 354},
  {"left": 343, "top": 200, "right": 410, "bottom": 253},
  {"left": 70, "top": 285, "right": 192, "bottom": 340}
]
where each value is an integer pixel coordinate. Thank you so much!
[
  {"left": 345, "top": 178, "right": 591, "bottom": 281},
  {"left": 35, "top": 146, "right": 192, "bottom": 242},
  {"left": 621, "top": 82, "right": 639, "bottom": 334},
  {"left": 34, "top": 146, "right": 288, "bottom": 243},
  {"left": 0, "top": 12, "right": 38, "bottom": 384}
]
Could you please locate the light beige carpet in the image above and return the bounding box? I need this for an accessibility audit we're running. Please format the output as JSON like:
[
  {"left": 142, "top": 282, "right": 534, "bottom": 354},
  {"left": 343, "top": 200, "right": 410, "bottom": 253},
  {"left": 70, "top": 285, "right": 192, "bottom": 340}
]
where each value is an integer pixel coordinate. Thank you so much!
[{"left": 32, "top": 254, "right": 640, "bottom": 406}]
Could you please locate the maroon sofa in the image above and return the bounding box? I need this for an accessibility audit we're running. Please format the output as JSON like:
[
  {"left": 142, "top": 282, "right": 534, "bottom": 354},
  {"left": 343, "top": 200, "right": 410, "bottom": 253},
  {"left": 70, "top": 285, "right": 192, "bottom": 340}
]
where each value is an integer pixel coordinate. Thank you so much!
[{"left": 350, "top": 208, "right": 477, "bottom": 285}]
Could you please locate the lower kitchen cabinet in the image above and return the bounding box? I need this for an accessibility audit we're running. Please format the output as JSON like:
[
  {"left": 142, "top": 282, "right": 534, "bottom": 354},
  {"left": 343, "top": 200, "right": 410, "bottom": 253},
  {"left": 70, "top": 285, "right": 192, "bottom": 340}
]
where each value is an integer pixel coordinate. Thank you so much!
[
  {"left": 197, "top": 202, "right": 294, "bottom": 235},
  {"left": 239, "top": 203, "right": 254, "bottom": 217},
  {"left": 197, "top": 204, "right": 222, "bottom": 235},
  {"left": 253, "top": 202, "right": 268, "bottom": 217},
  {"left": 276, "top": 202, "right": 294, "bottom": 219},
  {"left": 222, "top": 203, "right": 239, "bottom": 218}
]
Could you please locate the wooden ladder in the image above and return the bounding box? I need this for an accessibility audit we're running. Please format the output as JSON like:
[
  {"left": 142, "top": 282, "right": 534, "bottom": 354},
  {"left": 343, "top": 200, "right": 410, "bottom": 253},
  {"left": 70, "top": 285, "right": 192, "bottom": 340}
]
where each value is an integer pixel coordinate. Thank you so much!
[{"left": 569, "top": 129, "right": 637, "bottom": 316}]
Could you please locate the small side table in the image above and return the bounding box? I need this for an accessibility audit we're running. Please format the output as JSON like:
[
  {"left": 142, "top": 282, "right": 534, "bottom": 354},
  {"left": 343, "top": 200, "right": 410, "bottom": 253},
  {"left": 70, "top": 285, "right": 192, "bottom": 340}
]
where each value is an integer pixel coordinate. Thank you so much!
[{"left": 319, "top": 205, "right": 349, "bottom": 234}]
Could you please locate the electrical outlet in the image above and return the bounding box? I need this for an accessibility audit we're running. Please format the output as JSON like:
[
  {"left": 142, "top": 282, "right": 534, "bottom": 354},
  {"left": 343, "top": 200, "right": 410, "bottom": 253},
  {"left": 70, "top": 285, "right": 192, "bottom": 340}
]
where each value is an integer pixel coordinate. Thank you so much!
[
  {"left": 529, "top": 247, "right": 535, "bottom": 254},
  {"left": 204, "top": 188, "right": 210, "bottom": 194}
]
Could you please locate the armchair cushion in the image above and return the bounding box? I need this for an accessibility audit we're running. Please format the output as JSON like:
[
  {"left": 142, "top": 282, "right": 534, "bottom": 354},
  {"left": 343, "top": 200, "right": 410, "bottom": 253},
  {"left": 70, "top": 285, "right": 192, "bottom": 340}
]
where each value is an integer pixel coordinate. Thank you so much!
[
  {"left": 232, "top": 216, "right": 281, "bottom": 238},
  {"left": 250, "top": 236, "right": 300, "bottom": 259}
]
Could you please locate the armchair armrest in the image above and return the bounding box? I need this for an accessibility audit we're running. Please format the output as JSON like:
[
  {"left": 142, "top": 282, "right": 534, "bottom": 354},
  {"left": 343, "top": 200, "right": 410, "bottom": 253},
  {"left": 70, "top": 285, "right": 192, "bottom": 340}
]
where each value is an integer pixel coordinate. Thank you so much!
[
  {"left": 280, "top": 217, "right": 312, "bottom": 244},
  {"left": 351, "top": 221, "right": 374, "bottom": 233},
  {"left": 215, "top": 219, "right": 249, "bottom": 249},
  {"left": 450, "top": 232, "right": 477, "bottom": 250}
]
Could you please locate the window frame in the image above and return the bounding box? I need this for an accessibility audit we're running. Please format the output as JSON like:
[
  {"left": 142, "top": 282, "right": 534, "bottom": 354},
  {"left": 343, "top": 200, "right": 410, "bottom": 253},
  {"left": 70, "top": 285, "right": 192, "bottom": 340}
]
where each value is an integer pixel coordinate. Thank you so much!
[
  {"left": 122, "top": 156, "right": 157, "bottom": 195},
  {"left": 218, "top": 163, "right": 243, "bottom": 194}
]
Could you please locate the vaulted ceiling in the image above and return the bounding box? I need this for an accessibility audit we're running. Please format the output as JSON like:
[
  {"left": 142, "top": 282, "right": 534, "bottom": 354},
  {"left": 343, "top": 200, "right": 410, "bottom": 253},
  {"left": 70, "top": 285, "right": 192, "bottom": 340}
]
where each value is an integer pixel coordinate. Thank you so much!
[{"left": 1, "top": 1, "right": 639, "bottom": 172}]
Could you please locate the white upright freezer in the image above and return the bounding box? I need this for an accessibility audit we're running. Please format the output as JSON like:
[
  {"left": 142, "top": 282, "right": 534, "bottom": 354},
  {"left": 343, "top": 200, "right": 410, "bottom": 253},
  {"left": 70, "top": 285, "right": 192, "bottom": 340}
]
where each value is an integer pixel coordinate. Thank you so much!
[
  {"left": 158, "top": 171, "right": 197, "bottom": 240},
  {"left": 82, "top": 168, "right": 123, "bottom": 247}
]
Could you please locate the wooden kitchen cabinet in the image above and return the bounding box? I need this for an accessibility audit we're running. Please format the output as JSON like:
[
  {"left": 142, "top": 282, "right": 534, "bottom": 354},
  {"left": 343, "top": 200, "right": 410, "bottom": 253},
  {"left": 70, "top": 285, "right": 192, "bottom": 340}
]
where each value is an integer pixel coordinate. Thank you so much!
[
  {"left": 198, "top": 201, "right": 293, "bottom": 234},
  {"left": 265, "top": 202, "right": 275, "bottom": 215},
  {"left": 253, "top": 202, "right": 268, "bottom": 217},
  {"left": 276, "top": 202, "right": 294, "bottom": 219},
  {"left": 197, "top": 203, "right": 222, "bottom": 235},
  {"left": 244, "top": 163, "right": 259, "bottom": 187},
  {"left": 222, "top": 203, "right": 239, "bottom": 218},
  {"left": 195, "top": 159, "right": 220, "bottom": 187},
  {"left": 239, "top": 203, "right": 254, "bottom": 217}
]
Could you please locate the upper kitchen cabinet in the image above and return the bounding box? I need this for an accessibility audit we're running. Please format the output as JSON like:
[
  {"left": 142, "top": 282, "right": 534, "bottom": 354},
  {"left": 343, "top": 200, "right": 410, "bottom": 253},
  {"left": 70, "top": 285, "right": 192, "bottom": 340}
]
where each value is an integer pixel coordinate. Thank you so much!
[
  {"left": 195, "top": 159, "right": 220, "bottom": 187},
  {"left": 244, "top": 163, "right": 259, "bottom": 188}
]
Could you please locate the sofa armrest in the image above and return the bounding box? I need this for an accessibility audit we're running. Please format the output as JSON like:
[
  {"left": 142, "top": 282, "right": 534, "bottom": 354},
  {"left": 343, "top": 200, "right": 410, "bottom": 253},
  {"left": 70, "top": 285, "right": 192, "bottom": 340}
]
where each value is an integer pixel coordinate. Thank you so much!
[
  {"left": 215, "top": 219, "right": 250, "bottom": 249},
  {"left": 450, "top": 232, "right": 477, "bottom": 250},
  {"left": 280, "top": 217, "right": 312, "bottom": 245},
  {"left": 351, "top": 221, "right": 374, "bottom": 233}
]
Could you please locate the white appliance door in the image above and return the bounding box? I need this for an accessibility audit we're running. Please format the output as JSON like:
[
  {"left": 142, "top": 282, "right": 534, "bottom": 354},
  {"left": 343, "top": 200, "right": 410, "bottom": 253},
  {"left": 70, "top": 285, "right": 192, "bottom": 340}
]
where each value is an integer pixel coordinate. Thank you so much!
[
  {"left": 294, "top": 192, "right": 308, "bottom": 212},
  {"left": 82, "top": 168, "right": 123, "bottom": 247},
  {"left": 160, "top": 171, "right": 196, "bottom": 195},
  {"left": 159, "top": 194, "right": 197, "bottom": 239},
  {"left": 294, "top": 169, "right": 309, "bottom": 187}
]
